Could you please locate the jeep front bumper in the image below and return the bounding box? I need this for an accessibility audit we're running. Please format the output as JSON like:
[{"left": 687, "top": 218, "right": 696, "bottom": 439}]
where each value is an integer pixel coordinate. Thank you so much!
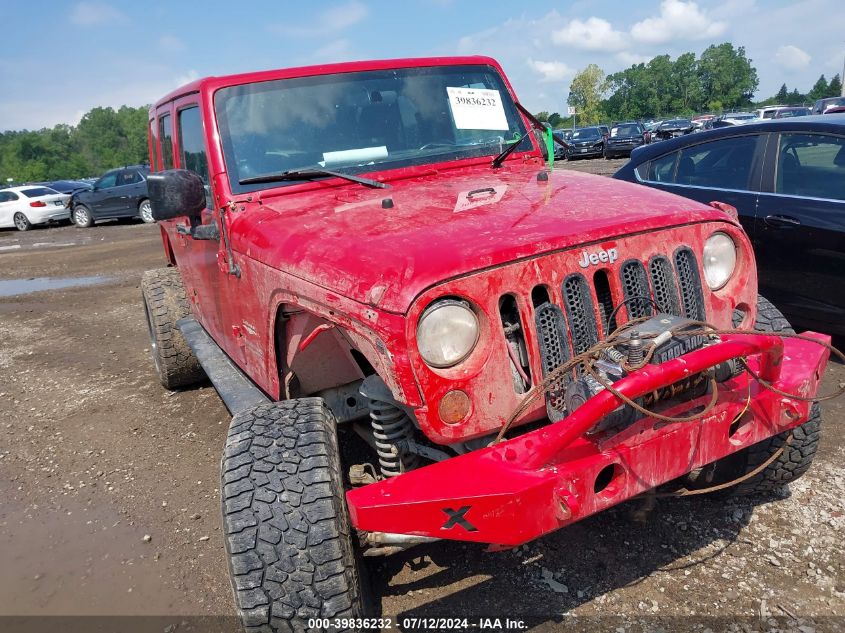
[{"left": 346, "top": 332, "right": 830, "bottom": 547}]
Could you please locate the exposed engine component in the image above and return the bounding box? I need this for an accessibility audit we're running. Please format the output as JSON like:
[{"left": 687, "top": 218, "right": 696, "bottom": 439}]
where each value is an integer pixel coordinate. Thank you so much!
[
  {"left": 359, "top": 376, "right": 419, "bottom": 477},
  {"left": 563, "top": 314, "right": 740, "bottom": 434},
  {"left": 499, "top": 295, "right": 531, "bottom": 393}
]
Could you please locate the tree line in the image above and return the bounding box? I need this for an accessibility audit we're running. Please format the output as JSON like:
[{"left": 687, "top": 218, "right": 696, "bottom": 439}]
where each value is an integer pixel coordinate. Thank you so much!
[
  {"left": 0, "top": 105, "right": 149, "bottom": 184},
  {"left": 536, "top": 42, "right": 842, "bottom": 127}
]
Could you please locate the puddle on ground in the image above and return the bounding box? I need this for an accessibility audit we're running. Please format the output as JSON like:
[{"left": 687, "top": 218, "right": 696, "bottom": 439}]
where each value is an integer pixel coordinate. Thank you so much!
[{"left": 0, "top": 275, "right": 112, "bottom": 298}]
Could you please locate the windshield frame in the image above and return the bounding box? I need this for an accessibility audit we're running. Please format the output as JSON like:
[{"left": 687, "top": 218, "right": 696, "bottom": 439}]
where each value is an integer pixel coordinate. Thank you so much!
[{"left": 213, "top": 64, "right": 535, "bottom": 194}]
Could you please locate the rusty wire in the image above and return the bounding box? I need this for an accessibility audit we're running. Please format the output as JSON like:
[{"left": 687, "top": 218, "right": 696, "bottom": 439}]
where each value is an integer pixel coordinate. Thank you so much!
[{"left": 496, "top": 317, "right": 845, "bottom": 445}]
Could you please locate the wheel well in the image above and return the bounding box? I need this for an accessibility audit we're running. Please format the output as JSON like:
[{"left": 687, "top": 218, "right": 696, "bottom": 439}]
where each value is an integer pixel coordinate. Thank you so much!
[{"left": 273, "top": 304, "right": 378, "bottom": 400}]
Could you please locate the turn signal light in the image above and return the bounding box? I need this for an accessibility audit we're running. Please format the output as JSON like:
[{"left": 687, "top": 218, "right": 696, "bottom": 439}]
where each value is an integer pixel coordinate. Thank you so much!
[{"left": 438, "top": 390, "right": 471, "bottom": 424}]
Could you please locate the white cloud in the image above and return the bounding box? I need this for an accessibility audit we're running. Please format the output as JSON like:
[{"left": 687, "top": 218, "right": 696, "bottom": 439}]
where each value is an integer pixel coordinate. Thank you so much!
[
  {"left": 527, "top": 59, "right": 573, "bottom": 83},
  {"left": 269, "top": 1, "right": 368, "bottom": 37},
  {"left": 69, "top": 2, "right": 126, "bottom": 27},
  {"left": 552, "top": 17, "right": 626, "bottom": 52},
  {"left": 774, "top": 45, "right": 812, "bottom": 71},
  {"left": 312, "top": 39, "right": 354, "bottom": 63},
  {"left": 630, "top": 0, "right": 726, "bottom": 44}
]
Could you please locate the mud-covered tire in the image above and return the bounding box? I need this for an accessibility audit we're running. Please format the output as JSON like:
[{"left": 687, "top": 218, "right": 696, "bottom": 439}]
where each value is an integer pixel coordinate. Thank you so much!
[
  {"left": 221, "top": 399, "right": 366, "bottom": 632},
  {"left": 709, "top": 295, "right": 821, "bottom": 495},
  {"left": 140, "top": 267, "right": 204, "bottom": 389}
]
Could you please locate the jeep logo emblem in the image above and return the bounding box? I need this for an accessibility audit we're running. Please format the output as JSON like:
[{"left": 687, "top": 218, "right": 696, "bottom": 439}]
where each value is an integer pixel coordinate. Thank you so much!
[{"left": 578, "top": 247, "right": 618, "bottom": 268}]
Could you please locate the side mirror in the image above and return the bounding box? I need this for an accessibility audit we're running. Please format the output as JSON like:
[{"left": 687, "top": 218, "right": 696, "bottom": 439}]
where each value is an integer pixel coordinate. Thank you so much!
[{"left": 148, "top": 169, "right": 206, "bottom": 221}]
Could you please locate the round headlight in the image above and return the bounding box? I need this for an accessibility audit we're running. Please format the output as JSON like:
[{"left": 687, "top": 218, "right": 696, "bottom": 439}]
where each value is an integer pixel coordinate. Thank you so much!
[
  {"left": 703, "top": 232, "right": 737, "bottom": 290},
  {"left": 416, "top": 300, "right": 479, "bottom": 368}
]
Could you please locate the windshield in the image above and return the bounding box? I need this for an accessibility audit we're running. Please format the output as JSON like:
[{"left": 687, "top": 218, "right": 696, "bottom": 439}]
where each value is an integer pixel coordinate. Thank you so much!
[
  {"left": 215, "top": 65, "right": 532, "bottom": 193},
  {"left": 572, "top": 128, "right": 600, "bottom": 140},
  {"left": 611, "top": 124, "right": 641, "bottom": 137},
  {"left": 662, "top": 120, "right": 690, "bottom": 127}
]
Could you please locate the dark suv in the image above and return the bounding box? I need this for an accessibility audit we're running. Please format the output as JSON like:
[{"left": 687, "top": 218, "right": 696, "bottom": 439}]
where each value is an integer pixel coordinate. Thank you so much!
[
  {"left": 604, "top": 121, "right": 648, "bottom": 158},
  {"left": 69, "top": 165, "right": 151, "bottom": 227}
]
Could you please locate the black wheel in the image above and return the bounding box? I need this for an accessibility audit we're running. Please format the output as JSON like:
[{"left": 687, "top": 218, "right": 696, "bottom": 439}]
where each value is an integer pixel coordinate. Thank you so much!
[
  {"left": 138, "top": 199, "right": 154, "bottom": 223},
  {"left": 140, "top": 268, "right": 205, "bottom": 389},
  {"left": 13, "top": 212, "right": 32, "bottom": 231},
  {"left": 704, "top": 295, "right": 821, "bottom": 495},
  {"left": 73, "top": 205, "right": 93, "bottom": 228},
  {"left": 222, "top": 399, "right": 368, "bottom": 631}
]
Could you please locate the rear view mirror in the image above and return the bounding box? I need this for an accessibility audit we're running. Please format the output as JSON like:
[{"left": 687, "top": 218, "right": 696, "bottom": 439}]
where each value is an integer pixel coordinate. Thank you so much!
[{"left": 148, "top": 169, "right": 206, "bottom": 221}]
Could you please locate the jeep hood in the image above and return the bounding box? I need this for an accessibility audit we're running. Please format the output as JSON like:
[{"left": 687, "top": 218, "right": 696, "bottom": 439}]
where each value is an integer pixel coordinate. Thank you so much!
[{"left": 234, "top": 165, "right": 728, "bottom": 314}]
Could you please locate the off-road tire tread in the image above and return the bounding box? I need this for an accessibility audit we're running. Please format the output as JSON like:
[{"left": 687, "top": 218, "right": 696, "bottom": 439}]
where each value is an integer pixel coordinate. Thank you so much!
[
  {"left": 222, "top": 399, "right": 362, "bottom": 633},
  {"left": 728, "top": 295, "right": 821, "bottom": 495},
  {"left": 140, "top": 267, "right": 204, "bottom": 389}
]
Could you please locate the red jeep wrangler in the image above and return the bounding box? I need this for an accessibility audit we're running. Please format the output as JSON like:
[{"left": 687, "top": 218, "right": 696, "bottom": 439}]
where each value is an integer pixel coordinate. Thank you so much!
[{"left": 141, "top": 57, "right": 830, "bottom": 631}]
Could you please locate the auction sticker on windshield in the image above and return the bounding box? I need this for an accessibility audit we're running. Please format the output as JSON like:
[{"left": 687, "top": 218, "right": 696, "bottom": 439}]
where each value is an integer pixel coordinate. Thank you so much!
[{"left": 447, "top": 87, "right": 508, "bottom": 131}]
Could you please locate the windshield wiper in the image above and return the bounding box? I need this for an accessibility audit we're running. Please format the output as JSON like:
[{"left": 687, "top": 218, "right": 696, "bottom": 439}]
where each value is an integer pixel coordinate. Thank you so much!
[
  {"left": 491, "top": 132, "right": 531, "bottom": 168},
  {"left": 239, "top": 167, "right": 389, "bottom": 189}
]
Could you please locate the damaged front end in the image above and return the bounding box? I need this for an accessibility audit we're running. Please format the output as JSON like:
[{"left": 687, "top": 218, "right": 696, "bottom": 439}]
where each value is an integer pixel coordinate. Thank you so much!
[
  {"left": 345, "top": 222, "right": 832, "bottom": 549},
  {"left": 347, "top": 327, "right": 830, "bottom": 547}
]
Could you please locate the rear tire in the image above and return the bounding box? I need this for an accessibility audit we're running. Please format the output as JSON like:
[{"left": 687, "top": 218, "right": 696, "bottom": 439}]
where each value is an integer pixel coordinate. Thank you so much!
[
  {"left": 13, "top": 212, "right": 31, "bottom": 231},
  {"left": 222, "top": 399, "right": 367, "bottom": 632},
  {"left": 73, "top": 205, "right": 93, "bottom": 228},
  {"left": 706, "top": 295, "right": 821, "bottom": 495},
  {"left": 138, "top": 198, "right": 154, "bottom": 223},
  {"left": 140, "top": 267, "right": 205, "bottom": 389}
]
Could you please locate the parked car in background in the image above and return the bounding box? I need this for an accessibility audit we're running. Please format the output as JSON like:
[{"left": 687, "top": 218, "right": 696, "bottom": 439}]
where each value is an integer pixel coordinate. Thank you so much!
[
  {"left": 552, "top": 130, "right": 572, "bottom": 159},
  {"left": 614, "top": 114, "right": 845, "bottom": 335},
  {"left": 603, "top": 121, "right": 648, "bottom": 158},
  {"left": 0, "top": 185, "right": 70, "bottom": 231},
  {"left": 772, "top": 106, "right": 812, "bottom": 119},
  {"left": 68, "top": 165, "right": 151, "bottom": 227},
  {"left": 757, "top": 105, "right": 788, "bottom": 119},
  {"left": 560, "top": 126, "right": 605, "bottom": 159},
  {"left": 813, "top": 96, "right": 845, "bottom": 114},
  {"left": 721, "top": 112, "right": 758, "bottom": 125},
  {"left": 655, "top": 118, "right": 694, "bottom": 140},
  {"left": 34, "top": 179, "right": 93, "bottom": 194},
  {"left": 825, "top": 106, "right": 845, "bottom": 114}
]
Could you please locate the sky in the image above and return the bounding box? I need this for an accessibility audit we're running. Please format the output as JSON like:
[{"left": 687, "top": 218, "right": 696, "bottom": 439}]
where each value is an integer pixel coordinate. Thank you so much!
[{"left": 1, "top": 0, "right": 844, "bottom": 131}]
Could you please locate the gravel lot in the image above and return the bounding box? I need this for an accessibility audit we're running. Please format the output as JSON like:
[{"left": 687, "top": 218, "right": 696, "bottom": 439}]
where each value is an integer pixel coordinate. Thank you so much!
[{"left": 1, "top": 160, "right": 843, "bottom": 632}]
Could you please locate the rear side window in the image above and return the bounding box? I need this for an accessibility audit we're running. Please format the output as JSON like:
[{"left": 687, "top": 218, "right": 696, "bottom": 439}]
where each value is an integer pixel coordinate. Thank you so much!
[
  {"left": 646, "top": 151, "right": 678, "bottom": 182},
  {"left": 20, "top": 187, "right": 58, "bottom": 197},
  {"left": 178, "top": 107, "right": 210, "bottom": 184},
  {"left": 675, "top": 135, "right": 757, "bottom": 190},
  {"left": 776, "top": 133, "right": 845, "bottom": 201},
  {"left": 118, "top": 170, "right": 143, "bottom": 186},
  {"left": 159, "top": 114, "right": 174, "bottom": 169},
  {"left": 0, "top": 191, "right": 19, "bottom": 202}
]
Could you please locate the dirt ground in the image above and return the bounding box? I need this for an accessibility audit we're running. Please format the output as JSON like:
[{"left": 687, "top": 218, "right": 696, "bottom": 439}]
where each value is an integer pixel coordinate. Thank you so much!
[{"left": 1, "top": 161, "right": 844, "bottom": 632}]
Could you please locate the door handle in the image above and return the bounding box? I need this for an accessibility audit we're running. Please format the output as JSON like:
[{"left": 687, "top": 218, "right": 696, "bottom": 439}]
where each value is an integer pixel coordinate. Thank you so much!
[{"left": 764, "top": 214, "right": 801, "bottom": 228}]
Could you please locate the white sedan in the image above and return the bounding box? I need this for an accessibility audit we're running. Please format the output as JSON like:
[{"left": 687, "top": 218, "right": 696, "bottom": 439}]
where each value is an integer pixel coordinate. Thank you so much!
[{"left": 0, "top": 186, "right": 71, "bottom": 231}]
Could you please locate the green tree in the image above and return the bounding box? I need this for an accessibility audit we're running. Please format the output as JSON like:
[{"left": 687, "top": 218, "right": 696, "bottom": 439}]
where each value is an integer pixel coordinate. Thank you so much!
[
  {"left": 0, "top": 105, "right": 149, "bottom": 184},
  {"left": 808, "top": 75, "right": 829, "bottom": 101},
  {"left": 534, "top": 111, "right": 550, "bottom": 123},
  {"left": 787, "top": 88, "right": 805, "bottom": 104},
  {"left": 828, "top": 74, "right": 842, "bottom": 98},
  {"left": 698, "top": 43, "right": 758, "bottom": 111},
  {"left": 775, "top": 83, "right": 789, "bottom": 102},
  {"left": 568, "top": 64, "right": 607, "bottom": 125},
  {"left": 547, "top": 112, "right": 563, "bottom": 128}
]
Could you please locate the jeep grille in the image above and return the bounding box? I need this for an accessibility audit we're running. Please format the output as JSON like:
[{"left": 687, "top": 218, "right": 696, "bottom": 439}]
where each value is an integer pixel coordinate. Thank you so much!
[{"left": 535, "top": 248, "right": 705, "bottom": 421}]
